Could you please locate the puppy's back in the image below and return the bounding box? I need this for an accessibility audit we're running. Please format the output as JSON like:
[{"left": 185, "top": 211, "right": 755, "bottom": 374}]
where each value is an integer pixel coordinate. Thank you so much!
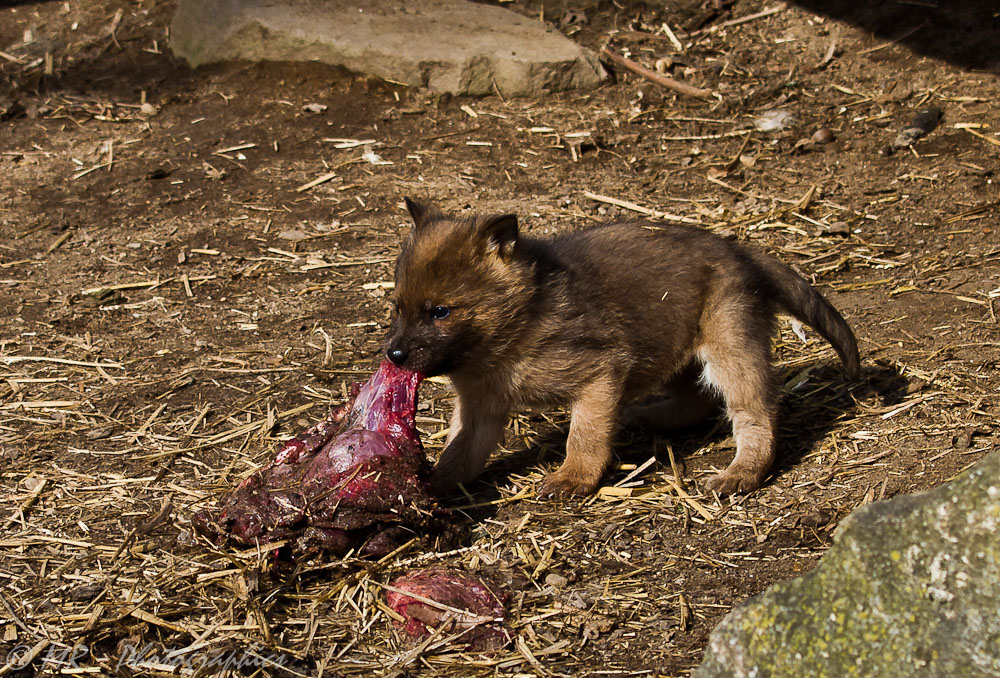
[
  {"left": 532, "top": 222, "right": 749, "bottom": 381},
  {"left": 536, "top": 221, "right": 857, "bottom": 380}
]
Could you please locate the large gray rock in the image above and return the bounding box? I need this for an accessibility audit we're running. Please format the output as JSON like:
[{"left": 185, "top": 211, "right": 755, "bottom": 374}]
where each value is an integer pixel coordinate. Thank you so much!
[
  {"left": 170, "top": 0, "right": 605, "bottom": 96},
  {"left": 695, "top": 452, "right": 1000, "bottom": 678}
]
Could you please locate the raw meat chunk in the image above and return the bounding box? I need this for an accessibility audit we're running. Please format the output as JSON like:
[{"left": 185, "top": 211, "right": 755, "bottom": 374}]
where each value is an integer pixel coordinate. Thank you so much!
[
  {"left": 193, "top": 361, "right": 437, "bottom": 558},
  {"left": 386, "top": 567, "right": 510, "bottom": 650}
]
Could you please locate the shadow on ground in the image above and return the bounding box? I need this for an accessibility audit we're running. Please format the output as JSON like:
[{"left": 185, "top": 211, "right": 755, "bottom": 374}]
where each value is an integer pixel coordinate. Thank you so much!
[
  {"left": 448, "top": 360, "right": 910, "bottom": 512},
  {"left": 791, "top": 0, "right": 1000, "bottom": 71}
]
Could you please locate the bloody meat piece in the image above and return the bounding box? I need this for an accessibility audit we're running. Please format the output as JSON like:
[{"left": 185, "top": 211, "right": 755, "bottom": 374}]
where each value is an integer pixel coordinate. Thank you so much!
[
  {"left": 192, "top": 361, "right": 438, "bottom": 558},
  {"left": 386, "top": 567, "right": 510, "bottom": 650}
]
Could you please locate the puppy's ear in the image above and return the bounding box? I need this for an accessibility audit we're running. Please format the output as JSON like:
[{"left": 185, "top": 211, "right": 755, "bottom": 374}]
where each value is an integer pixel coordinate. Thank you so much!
[
  {"left": 479, "top": 214, "right": 518, "bottom": 259},
  {"left": 403, "top": 197, "right": 440, "bottom": 230}
]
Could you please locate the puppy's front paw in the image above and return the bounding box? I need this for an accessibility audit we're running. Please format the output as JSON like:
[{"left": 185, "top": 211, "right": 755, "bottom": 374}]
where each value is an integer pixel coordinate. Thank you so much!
[
  {"left": 703, "top": 465, "right": 766, "bottom": 496},
  {"left": 539, "top": 469, "right": 598, "bottom": 498}
]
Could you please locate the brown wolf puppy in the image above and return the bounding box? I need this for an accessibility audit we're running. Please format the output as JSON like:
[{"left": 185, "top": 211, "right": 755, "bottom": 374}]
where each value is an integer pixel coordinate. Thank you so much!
[{"left": 386, "top": 198, "right": 860, "bottom": 497}]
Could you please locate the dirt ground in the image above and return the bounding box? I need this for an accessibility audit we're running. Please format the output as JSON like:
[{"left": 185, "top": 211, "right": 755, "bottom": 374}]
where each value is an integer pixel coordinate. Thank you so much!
[{"left": 1, "top": 1, "right": 998, "bottom": 676}]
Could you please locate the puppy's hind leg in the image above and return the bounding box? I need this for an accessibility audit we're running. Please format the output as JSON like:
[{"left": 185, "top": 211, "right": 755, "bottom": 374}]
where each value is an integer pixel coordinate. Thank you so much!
[{"left": 698, "top": 302, "right": 779, "bottom": 495}]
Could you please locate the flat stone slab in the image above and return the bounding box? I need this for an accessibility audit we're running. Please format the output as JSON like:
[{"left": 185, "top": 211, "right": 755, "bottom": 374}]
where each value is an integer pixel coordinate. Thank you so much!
[
  {"left": 170, "top": 0, "right": 605, "bottom": 96},
  {"left": 694, "top": 451, "right": 1000, "bottom": 678}
]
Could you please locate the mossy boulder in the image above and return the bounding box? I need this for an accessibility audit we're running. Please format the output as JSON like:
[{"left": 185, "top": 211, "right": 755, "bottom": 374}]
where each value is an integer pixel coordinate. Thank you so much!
[{"left": 695, "top": 452, "right": 1000, "bottom": 678}]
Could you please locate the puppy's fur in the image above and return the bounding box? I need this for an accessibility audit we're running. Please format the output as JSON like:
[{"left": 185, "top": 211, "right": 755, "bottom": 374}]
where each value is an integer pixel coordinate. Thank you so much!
[{"left": 386, "top": 199, "right": 860, "bottom": 497}]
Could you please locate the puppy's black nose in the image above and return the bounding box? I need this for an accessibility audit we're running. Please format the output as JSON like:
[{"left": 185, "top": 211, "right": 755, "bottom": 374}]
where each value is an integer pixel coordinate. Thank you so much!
[{"left": 387, "top": 347, "right": 408, "bottom": 365}]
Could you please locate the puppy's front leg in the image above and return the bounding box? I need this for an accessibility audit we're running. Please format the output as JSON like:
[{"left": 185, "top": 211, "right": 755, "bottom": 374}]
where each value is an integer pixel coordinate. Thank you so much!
[
  {"left": 432, "top": 396, "right": 507, "bottom": 494},
  {"left": 540, "top": 373, "right": 620, "bottom": 497}
]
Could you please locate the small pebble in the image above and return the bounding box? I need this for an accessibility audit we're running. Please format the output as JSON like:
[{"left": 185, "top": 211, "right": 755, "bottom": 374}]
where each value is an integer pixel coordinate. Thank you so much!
[
  {"left": 817, "top": 221, "right": 851, "bottom": 236},
  {"left": 910, "top": 106, "right": 942, "bottom": 134},
  {"left": 891, "top": 106, "right": 943, "bottom": 150},
  {"left": 139, "top": 102, "right": 159, "bottom": 117},
  {"left": 811, "top": 127, "right": 835, "bottom": 144},
  {"left": 800, "top": 510, "right": 834, "bottom": 528},
  {"left": 545, "top": 573, "right": 569, "bottom": 590},
  {"left": 278, "top": 229, "right": 309, "bottom": 241},
  {"left": 952, "top": 427, "right": 976, "bottom": 450}
]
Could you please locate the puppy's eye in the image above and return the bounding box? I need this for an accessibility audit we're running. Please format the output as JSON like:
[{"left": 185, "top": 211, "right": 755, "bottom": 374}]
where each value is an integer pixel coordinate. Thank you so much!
[{"left": 430, "top": 306, "right": 451, "bottom": 320}]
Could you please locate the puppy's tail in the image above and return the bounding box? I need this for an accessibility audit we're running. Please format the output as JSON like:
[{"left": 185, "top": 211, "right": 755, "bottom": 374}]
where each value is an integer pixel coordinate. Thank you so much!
[{"left": 751, "top": 251, "right": 861, "bottom": 380}]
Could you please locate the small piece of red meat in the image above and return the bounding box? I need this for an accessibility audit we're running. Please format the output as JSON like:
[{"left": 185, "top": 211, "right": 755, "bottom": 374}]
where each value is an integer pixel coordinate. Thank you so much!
[
  {"left": 192, "top": 361, "right": 438, "bottom": 558},
  {"left": 386, "top": 567, "right": 510, "bottom": 650}
]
